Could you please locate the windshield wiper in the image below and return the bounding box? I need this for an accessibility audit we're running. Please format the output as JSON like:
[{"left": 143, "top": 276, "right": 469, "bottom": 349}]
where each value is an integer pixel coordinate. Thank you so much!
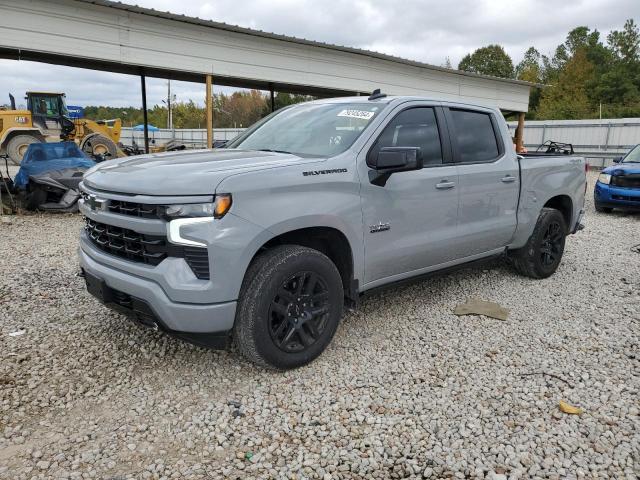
[{"left": 257, "top": 148, "right": 295, "bottom": 155}]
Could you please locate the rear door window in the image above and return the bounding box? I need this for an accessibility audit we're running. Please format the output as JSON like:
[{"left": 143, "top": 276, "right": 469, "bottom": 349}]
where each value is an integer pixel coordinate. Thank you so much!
[
  {"left": 368, "top": 107, "right": 443, "bottom": 166},
  {"left": 449, "top": 109, "right": 501, "bottom": 163}
]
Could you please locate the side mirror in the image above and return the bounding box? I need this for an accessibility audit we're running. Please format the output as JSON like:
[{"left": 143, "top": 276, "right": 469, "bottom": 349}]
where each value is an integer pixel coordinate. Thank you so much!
[
  {"left": 613, "top": 156, "right": 622, "bottom": 163},
  {"left": 368, "top": 147, "right": 422, "bottom": 186},
  {"left": 367, "top": 147, "right": 423, "bottom": 187}
]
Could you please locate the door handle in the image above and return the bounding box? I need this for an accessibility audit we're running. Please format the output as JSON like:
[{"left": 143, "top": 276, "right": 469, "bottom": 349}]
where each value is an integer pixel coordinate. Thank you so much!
[
  {"left": 501, "top": 175, "right": 516, "bottom": 183},
  {"left": 435, "top": 181, "right": 455, "bottom": 190}
]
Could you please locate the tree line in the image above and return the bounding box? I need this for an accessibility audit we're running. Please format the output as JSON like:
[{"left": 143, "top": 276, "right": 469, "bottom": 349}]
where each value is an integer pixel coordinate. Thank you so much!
[
  {"left": 458, "top": 19, "right": 639, "bottom": 119},
  {"left": 84, "top": 19, "right": 639, "bottom": 125},
  {"left": 84, "top": 91, "right": 313, "bottom": 130}
]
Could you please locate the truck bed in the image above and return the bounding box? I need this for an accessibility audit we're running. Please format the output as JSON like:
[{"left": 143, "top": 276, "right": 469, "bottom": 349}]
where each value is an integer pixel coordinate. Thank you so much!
[{"left": 511, "top": 153, "right": 586, "bottom": 246}]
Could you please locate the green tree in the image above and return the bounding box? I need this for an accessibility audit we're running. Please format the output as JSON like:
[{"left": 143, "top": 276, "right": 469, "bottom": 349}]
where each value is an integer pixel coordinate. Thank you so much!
[
  {"left": 599, "top": 19, "right": 640, "bottom": 116},
  {"left": 537, "top": 49, "right": 595, "bottom": 119},
  {"left": 541, "top": 27, "right": 607, "bottom": 84},
  {"left": 212, "top": 90, "right": 267, "bottom": 128},
  {"left": 516, "top": 47, "right": 542, "bottom": 83},
  {"left": 261, "top": 92, "right": 313, "bottom": 116},
  {"left": 458, "top": 45, "right": 514, "bottom": 78},
  {"left": 515, "top": 47, "right": 544, "bottom": 117},
  {"left": 172, "top": 100, "right": 205, "bottom": 129},
  {"left": 607, "top": 19, "right": 640, "bottom": 63}
]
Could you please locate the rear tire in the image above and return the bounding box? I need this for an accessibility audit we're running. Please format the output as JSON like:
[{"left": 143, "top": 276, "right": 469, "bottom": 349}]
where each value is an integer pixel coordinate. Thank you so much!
[
  {"left": 509, "top": 208, "right": 567, "bottom": 279},
  {"left": 81, "top": 134, "right": 118, "bottom": 161},
  {"left": 234, "top": 245, "right": 343, "bottom": 370},
  {"left": 594, "top": 202, "right": 612, "bottom": 213},
  {"left": 6, "top": 134, "right": 41, "bottom": 166}
]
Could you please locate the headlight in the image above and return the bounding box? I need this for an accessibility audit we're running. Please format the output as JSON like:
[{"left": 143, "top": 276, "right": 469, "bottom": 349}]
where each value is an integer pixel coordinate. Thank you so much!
[
  {"left": 597, "top": 173, "right": 611, "bottom": 185},
  {"left": 163, "top": 194, "right": 232, "bottom": 219},
  {"left": 165, "top": 194, "right": 233, "bottom": 247},
  {"left": 164, "top": 202, "right": 215, "bottom": 218}
]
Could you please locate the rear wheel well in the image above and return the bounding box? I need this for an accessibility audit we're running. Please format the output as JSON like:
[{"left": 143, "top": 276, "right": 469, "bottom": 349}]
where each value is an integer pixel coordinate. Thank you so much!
[
  {"left": 255, "top": 227, "right": 356, "bottom": 304},
  {"left": 543, "top": 195, "right": 572, "bottom": 230}
]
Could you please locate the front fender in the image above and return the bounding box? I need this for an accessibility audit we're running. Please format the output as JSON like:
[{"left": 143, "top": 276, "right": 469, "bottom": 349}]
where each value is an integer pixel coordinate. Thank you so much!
[
  {"left": 0, "top": 127, "right": 44, "bottom": 146},
  {"left": 217, "top": 160, "right": 365, "bottom": 283}
]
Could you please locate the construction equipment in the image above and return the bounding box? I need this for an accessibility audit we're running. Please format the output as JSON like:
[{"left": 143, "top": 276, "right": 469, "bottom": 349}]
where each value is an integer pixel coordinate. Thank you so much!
[{"left": 0, "top": 91, "right": 124, "bottom": 165}]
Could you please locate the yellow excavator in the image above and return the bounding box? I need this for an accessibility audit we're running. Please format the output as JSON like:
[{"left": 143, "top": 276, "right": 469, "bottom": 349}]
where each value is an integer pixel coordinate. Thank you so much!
[{"left": 0, "top": 91, "right": 125, "bottom": 165}]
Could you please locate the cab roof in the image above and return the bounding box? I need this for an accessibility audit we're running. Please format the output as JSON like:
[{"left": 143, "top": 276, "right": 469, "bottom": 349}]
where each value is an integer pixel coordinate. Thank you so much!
[{"left": 26, "top": 91, "right": 65, "bottom": 96}]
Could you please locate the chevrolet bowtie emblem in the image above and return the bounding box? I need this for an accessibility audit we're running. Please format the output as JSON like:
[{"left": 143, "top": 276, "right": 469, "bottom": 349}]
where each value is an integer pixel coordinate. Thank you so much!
[{"left": 86, "top": 194, "right": 106, "bottom": 211}]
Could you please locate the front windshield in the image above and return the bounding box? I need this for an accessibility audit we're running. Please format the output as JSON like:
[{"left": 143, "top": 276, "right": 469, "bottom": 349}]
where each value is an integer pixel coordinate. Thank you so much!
[
  {"left": 622, "top": 145, "right": 640, "bottom": 163},
  {"left": 228, "top": 102, "right": 383, "bottom": 157},
  {"left": 31, "top": 95, "right": 61, "bottom": 116}
]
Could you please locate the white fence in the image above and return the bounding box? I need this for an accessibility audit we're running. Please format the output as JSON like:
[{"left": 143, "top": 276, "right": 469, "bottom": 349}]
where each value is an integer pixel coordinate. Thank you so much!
[
  {"left": 120, "top": 128, "right": 244, "bottom": 149},
  {"left": 507, "top": 118, "right": 640, "bottom": 167}
]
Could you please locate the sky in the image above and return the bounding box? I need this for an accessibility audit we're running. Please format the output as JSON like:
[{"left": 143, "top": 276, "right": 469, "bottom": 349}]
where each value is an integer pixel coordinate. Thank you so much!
[{"left": 1, "top": 0, "right": 638, "bottom": 109}]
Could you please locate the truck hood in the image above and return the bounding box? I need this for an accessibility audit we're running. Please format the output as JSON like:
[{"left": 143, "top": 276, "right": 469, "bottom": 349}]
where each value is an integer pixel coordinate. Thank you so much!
[
  {"left": 82, "top": 149, "right": 320, "bottom": 195},
  {"left": 602, "top": 163, "right": 640, "bottom": 176}
]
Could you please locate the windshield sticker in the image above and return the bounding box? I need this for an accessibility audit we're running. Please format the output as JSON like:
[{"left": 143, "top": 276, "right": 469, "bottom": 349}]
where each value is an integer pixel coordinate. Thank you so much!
[{"left": 337, "top": 109, "right": 375, "bottom": 120}]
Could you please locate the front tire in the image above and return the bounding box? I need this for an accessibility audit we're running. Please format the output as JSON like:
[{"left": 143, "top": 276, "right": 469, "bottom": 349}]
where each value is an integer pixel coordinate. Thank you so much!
[
  {"left": 234, "top": 245, "right": 343, "bottom": 370},
  {"left": 509, "top": 208, "right": 567, "bottom": 279}
]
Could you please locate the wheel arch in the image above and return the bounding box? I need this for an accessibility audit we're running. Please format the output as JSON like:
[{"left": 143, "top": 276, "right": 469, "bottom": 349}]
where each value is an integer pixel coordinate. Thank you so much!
[
  {"left": 543, "top": 194, "right": 573, "bottom": 230},
  {"left": 0, "top": 128, "right": 45, "bottom": 151},
  {"left": 246, "top": 225, "right": 358, "bottom": 305}
]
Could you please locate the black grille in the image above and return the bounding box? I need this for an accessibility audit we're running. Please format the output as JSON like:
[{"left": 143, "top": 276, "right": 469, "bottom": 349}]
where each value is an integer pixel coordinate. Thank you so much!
[
  {"left": 610, "top": 174, "right": 640, "bottom": 188},
  {"left": 80, "top": 191, "right": 163, "bottom": 219},
  {"left": 107, "top": 200, "right": 160, "bottom": 218},
  {"left": 184, "top": 248, "right": 210, "bottom": 279},
  {"left": 85, "top": 218, "right": 166, "bottom": 265},
  {"left": 84, "top": 218, "right": 210, "bottom": 279}
]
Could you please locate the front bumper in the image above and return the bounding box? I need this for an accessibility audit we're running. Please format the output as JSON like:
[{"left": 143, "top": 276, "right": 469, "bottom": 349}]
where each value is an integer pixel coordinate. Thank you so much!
[
  {"left": 79, "top": 246, "right": 237, "bottom": 346},
  {"left": 594, "top": 182, "right": 640, "bottom": 209}
]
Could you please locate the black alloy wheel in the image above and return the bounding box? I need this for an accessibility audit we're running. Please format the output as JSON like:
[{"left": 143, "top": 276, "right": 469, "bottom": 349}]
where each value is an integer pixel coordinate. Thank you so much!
[
  {"left": 540, "top": 221, "right": 563, "bottom": 267},
  {"left": 268, "top": 271, "right": 330, "bottom": 353},
  {"left": 234, "top": 245, "right": 344, "bottom": 369},
  {"left": 509, "top": 207, "right": 567, "bottom": 279}
]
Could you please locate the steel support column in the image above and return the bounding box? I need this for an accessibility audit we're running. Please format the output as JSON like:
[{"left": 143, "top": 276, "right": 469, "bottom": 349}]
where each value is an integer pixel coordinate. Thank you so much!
[
  {"left": 515, "top": 112, "right": 525, "bottom": 153},
  {"left": 270, "top": 83, "right": 275, "bottom": 112},
  {"left": 206, "top": 74, "right": 213, "bottom": 149},
  {"left": 140, "top": 73, "right": 149, "bottom": 154}
]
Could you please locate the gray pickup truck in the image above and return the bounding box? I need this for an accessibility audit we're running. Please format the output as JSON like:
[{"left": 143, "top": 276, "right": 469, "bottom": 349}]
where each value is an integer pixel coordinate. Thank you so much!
[{"left": 78, "top": 93, "right": 586, "bottom": 369}]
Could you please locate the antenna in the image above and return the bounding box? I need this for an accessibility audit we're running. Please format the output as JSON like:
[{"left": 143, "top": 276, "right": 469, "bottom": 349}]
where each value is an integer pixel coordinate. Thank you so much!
[{"left": 368, "top": 89, "right": 387, "bottom": 100}]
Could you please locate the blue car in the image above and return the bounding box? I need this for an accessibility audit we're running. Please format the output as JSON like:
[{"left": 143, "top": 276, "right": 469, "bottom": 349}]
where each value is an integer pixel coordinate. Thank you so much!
[{"left": 594, "top": 144, "right": 640, "bottom": 212}]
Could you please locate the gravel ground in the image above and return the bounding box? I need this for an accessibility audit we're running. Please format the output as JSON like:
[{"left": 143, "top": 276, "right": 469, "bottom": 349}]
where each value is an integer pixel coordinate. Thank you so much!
[{"left": 1, "top": 172, "right": 639, "bottom": 479}]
